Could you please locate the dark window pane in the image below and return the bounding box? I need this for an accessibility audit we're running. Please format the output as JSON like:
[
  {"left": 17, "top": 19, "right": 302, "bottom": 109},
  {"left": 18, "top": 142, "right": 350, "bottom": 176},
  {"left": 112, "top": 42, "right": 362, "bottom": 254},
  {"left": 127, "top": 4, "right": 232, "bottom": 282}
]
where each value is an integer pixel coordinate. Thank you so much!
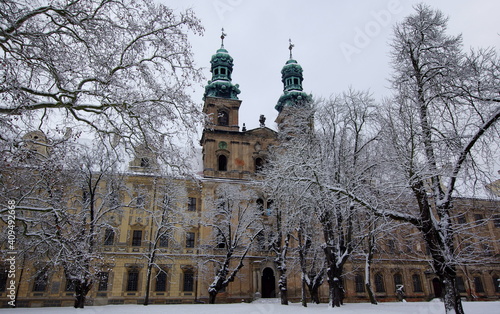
[
  {"left": 412, "top": 274, "right": 423, "bottom": 292},
  {"left": 156, "top": 271, "right": 167, "bottom": 292},
  {"left": 104, "top": 228, "right": 115, "bottom": 245},
  {"left": 375, "top": 273, "right": 385, "bottom": 292},
  {"left": 474, "top": 276, "right": 484, "bottom": 293},
  {"left": 186, "top": 232, "right": 195, "bottom": 248},
  {"left": 355, "top": 274, "right": 365, "bottom": 293},
  {"left": 127, "top": 271, "right": 139, "bottom": 291},
  {"left": 98, "top": 272, "right": 109, "bottom": 291},
  {"left": 188, "top": 197, "right": 197, "bottom": 211},
  {"left": 183, "top": 271, "right": 194, "bottom": 292},
  {"left": 132, "top": 230, "right": 142, "bottom": 246}
]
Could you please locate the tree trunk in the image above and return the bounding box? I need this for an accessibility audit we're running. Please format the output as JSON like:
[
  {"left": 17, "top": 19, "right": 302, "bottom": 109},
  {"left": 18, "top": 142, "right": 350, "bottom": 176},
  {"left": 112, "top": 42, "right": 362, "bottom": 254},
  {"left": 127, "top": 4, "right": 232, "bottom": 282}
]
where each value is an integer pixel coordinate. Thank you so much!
[
  {"left": 73, "top": 280, "right": 91, "bottom": 309},
  {"left": 301, "top": 278, "right": 307, "bottom": 307},
  {"left": 208, "top": 290, "right": 217, "bottom": 304},
  {"left": 441, "top": 274, "right": 465, "bottom": 314},
  {"left": 309, "top": 284, "right": 321, "bottom": 304},
  {"left": 143, "top": 263, "right": 152, "bottom": 305},
  {"left": 366, "top": 283, "right": 377, "bottom": 305},
  {"left": 278, "top": 272, "right": 288, "bottom": 305}
]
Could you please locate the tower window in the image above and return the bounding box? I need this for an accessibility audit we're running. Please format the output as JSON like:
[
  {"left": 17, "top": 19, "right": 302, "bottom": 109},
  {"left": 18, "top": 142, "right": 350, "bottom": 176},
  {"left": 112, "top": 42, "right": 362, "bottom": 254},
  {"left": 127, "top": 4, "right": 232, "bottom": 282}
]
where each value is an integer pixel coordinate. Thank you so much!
[
  {"left": 255, "top": 157, "right": 265, "bottom": 172},
  {"left": 293, "top": 78, "right": 299, "bottom": 85},
  {"left": 218, "top": 110, "right": 229, "bottom": 126},
  {"left": 218, "top": 155, "right": 228, "bottom": 171},
  {"left": 214, "top": 68, "right": 219, "bottom": 75},
  {"left": 220, "top": 67, "right": 226, "bottom": 75}
]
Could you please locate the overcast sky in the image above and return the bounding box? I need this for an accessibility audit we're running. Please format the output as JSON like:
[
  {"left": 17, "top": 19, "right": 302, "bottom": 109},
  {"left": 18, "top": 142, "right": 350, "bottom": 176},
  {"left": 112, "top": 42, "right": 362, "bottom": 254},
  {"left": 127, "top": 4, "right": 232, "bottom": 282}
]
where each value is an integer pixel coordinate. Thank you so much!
[{"left": 159, "top": 0, "right": 500, "bottom": 130}]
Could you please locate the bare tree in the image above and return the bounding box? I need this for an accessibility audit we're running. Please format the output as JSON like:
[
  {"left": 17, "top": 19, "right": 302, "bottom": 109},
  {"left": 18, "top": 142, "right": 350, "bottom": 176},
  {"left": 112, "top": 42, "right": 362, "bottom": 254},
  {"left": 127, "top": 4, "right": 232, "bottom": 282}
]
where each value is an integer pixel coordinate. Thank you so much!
[
  {"left": 0, "top": 0, "right": 204, "bottom": 170},
  {"left": 373, "top": 4, "right": 500, "bottom": 314},
  {"left": 202, "top": 183, "right": 263, "bottom": 304},
  {"left": 141, "top": 177, "right": 188, "bottom": 305},
  {"left": 0, "top": 139, "right": 127, "bottom": 308}
]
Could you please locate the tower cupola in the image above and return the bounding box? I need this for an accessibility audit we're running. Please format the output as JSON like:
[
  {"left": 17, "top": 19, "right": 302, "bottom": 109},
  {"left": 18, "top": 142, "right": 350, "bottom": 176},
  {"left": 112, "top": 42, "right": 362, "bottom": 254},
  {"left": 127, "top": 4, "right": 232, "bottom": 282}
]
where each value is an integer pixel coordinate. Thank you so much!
[
  {"left": 203, "top": 29, "right": 240, "bottom": 100},
  {"left": 275, "top": 40, "right": 312, "bottom": 113}
]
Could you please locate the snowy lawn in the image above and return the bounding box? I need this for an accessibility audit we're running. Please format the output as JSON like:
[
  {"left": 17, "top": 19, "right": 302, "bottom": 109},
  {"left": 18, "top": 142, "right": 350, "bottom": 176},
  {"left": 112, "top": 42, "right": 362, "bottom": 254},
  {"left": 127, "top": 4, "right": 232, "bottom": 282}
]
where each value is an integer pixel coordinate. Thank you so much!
[{"left": 2, "top": 299, "right": 499, "bottom": 314}]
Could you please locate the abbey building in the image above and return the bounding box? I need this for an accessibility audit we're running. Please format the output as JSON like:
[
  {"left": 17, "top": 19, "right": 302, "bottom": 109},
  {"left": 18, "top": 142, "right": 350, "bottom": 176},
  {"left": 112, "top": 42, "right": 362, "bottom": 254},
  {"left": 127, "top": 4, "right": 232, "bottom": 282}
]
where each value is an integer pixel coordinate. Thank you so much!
[{"left": 1, "top": 37, "right": 499, "bottom": 308}]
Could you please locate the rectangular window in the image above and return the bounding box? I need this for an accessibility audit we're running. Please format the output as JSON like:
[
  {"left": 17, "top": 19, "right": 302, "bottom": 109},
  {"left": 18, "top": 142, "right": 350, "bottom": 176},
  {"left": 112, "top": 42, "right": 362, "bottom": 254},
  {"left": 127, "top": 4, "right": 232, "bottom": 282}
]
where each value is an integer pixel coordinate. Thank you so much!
[
  {"left": 156, "top": 271, "right": 167, "bottom": 292},
  {"left": 127, "top": 271, "right": 139, "bottom": 291},
  {"left": 375, "top": 273, "right": 385, "bottom": 293},
  {"left": 474, "top": 276, "right": 484, "bottom": 293},
  {"left": 387, "top": 239, "right": 396, "bottom": 254},
  {"left": 98, "top": 272, "right": 109, "bottom": 291},
  {"left": 32, "top": 270, "right": 48, "bottom": 292},
  {"left": 456, "top": 276, "right": 466, "bottom": 293},
  {"left": 457, "top": 214, "right": 467, "bottom": 224},
  {"left": 186, "top": 232, "right": 195, "bottom": 248},
  {"left": 474, "top": 214, "right": 483, "bottom": 224},
  {"left": 412, "top": 274, "right": 423, "bottom": 292},
  {"left": 104, "top": 228, "right": 115, "bottom": 246},
  {"left": 183, "top": 271, "right": 194, "bottom": 292},
  {"left": 188, "top": 197, "right": 197, "bottom": 211},
  {"left": 494, "top": 214, "right": 500, "bottom": 228},
  {"left": 159, "top": 233, "right": 169, "bottom": 248},
  {"left": 132, "top": 230, "right": 142, "bottom": 246},
  {"left": 355, "top": 274, "right": 365, "bottom": 293},
  {"left": 493, "top": 276, "right": 500, "bottom": 293}
]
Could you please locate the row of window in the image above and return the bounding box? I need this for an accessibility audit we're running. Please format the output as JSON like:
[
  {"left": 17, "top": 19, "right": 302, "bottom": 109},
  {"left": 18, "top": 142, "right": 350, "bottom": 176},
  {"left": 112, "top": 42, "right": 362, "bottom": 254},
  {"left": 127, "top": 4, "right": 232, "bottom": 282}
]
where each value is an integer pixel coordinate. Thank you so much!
[
  {"left": 353, "top": 273, "right": 500, "bottom": 294},
  {"left": 134, "top": 196, "right": 198, "bottom": 210},
  {"left": 1, "top": 268, "right": 195, "bottom": 294},
  {"left": 103, "top": 229, "right": 196, "bottom": 248}
]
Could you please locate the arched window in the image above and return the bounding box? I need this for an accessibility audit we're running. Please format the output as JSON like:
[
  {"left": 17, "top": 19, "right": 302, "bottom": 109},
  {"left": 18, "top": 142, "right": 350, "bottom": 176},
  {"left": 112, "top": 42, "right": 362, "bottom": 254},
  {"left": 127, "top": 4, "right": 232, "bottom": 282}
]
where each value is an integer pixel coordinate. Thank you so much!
[
  {"left": 218, "top": 155, "right": 227, "bottom": 171},
  {"left": 218, "top": 110, "right": 229, "bottom": 126},
  {"left": 375, "top": 272, "right": 385, "bottom": 292}
]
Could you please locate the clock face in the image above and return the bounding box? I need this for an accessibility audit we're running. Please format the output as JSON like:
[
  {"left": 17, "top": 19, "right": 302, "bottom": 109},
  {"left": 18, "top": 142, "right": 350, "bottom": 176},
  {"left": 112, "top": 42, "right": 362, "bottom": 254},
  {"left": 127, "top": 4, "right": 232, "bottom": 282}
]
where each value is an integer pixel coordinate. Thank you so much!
[{"left": 218, "top": 141, "right": 228, "bottom": 149}]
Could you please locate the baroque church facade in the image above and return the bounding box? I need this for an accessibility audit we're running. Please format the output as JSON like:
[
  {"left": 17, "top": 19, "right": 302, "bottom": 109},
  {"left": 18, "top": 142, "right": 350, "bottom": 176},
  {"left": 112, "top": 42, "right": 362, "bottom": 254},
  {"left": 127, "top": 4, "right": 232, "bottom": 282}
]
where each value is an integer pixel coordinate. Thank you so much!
[{"left": 1, "top": 38, "right": 500, "bottom": 308}]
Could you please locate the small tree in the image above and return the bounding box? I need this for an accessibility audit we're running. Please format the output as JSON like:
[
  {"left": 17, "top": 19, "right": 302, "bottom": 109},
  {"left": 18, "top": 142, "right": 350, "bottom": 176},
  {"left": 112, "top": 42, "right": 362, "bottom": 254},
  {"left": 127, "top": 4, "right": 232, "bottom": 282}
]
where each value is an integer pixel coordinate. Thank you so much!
[
  {"left": 202, "top": 183, "right": 263, "bottom": 304},
  {"left": 142, "top": 178, "right": 188, "bottom": 305}
]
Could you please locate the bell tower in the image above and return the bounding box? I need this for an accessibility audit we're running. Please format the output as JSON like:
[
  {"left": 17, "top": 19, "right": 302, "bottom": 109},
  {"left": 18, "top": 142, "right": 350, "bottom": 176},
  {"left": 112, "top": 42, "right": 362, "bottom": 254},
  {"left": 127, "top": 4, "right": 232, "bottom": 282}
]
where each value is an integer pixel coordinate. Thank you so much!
[
  {"left": 202, "top": 29, "right": 241, "bottom": 132},
  {"left": 275, "top": 40, "right": 313, "bottom": 128}
]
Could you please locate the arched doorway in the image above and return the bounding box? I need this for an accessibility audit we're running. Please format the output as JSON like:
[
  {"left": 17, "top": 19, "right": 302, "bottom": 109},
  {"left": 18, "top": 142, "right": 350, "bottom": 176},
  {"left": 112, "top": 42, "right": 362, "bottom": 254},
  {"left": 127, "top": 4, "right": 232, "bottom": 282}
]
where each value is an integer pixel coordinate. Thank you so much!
[
  {"left": 432, "top": 278, "right": 442, "bottom": 298},
  {"left": 261, "top": 268, "right": 276, "bottom": 298}
]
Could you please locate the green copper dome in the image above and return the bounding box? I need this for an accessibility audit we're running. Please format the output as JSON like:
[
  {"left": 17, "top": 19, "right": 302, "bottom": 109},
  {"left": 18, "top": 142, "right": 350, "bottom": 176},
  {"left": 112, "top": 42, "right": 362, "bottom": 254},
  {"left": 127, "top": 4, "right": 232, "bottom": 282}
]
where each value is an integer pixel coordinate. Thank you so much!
[
  {"left": 276, "top": 58, "right": 312, "bottom": 112},
  {"left": 203, "top": 47, "right": 240, "bottom": 100}
]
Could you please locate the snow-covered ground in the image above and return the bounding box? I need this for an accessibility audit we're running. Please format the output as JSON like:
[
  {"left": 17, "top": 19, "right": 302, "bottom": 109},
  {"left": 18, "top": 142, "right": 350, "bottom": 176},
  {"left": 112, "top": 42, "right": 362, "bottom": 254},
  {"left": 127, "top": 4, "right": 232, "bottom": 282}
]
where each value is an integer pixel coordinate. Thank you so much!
[{"left": 2, "top": 299, "right": 499, "bottom": 314}]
